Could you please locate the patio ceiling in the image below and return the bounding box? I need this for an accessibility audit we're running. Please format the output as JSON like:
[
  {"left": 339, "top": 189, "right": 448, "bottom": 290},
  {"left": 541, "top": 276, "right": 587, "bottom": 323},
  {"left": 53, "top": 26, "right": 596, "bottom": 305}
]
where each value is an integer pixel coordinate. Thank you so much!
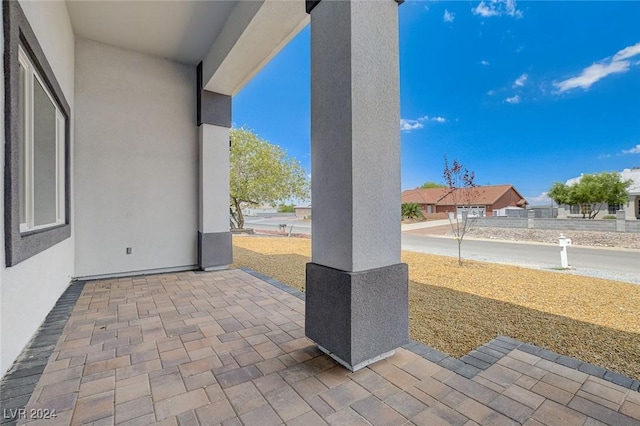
[
  {"left": 66, "top": 0, "right": 309, "bottom": 95},
  {"left": 66, "top": 1, "right": 236, "bottom": 65}
]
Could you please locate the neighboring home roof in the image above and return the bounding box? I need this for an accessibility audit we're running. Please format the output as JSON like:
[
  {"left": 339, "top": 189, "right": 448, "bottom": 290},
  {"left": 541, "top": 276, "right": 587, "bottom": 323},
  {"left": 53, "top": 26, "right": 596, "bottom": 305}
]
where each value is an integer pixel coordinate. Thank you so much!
[
  {"left": 401, "top": 188, "right": 449, "bottom": 204},
  {"left": 565, "top": 168, "right": 640, "bottom": 194},
  {"left": 402, "top": 185, "right": 528, "bottom": 207}
]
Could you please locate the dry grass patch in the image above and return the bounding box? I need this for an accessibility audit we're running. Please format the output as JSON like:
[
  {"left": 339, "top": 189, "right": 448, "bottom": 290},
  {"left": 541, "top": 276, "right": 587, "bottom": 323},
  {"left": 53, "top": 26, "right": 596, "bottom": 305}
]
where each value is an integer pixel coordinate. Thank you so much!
[{"left": 232, "top": 235, "right": 640, "bottom": 381}]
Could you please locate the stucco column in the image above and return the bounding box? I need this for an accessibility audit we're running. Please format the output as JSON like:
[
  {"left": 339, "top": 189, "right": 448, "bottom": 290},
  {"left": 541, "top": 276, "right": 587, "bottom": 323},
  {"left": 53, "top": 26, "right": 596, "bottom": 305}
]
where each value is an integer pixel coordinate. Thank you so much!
[
  {"left": 197, "top": 63, "right": 232, "bottom": 270},
  {"left": 305, "top": 0, "right": 408, "bottom": 371}
]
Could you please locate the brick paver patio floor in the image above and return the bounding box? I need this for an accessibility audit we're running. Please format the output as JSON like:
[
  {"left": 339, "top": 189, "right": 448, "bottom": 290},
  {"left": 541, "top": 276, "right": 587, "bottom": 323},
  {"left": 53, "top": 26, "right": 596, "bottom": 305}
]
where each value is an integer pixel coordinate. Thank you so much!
[{"left": 4, "top": 269, "right": 640, "bottom": 425}]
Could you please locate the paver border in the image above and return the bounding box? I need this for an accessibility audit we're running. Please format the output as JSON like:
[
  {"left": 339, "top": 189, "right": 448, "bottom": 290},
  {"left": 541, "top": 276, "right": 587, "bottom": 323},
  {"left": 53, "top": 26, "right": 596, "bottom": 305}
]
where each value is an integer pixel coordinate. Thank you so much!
[{"left": 0, "top": 280, "right": 86, "bottom": 425}]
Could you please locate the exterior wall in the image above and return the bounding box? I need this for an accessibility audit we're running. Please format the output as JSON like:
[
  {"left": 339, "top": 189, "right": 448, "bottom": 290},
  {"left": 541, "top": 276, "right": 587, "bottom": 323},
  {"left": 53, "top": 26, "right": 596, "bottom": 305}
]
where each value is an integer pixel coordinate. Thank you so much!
[
  {"left": 435, "top": 204, "right": 488, "bottom": 217},
  {"left": 493, "top": 188, "right": 523, "bottom": 210},
  {"left": 473, "top": 217, "right": 639, "bottom": 233},
  {"left": 558, "top": 204, "right": 630, "bottom": 220},
  {"left": 435, "top": 205, "right": 452, "bottom": 215},
  {"left": 474, "top": 217, "right": 528, "bottom": 229},
  {"left": 74, "top": 38, "right": 198, "bottom": 277},
  {"left": 625, "top": 195, "right": 639, "bottom": 220},
  {"left": 295, "top": 207, "right": 312, "bottom": 220},
  {"left": 627, "top": 220, "right": 640, "bottom": 233},
  {"left": 1, "top": 0, "right": 75, "bottom": 376},
  {"left": 422, "top": 212, "right": 448, "bottom": 220}
]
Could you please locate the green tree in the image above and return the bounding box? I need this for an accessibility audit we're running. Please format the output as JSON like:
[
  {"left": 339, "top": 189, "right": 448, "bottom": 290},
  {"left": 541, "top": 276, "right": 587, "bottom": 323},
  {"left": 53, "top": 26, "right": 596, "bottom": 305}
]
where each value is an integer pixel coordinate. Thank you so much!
[
  {"left": 401, "top": 203, "right": 424, "bottom": 220},
  {"left": 277, "top": 203, "right": 295, "bottom": 213},
  {"left": 548, "top": 182, "right": 572, "bottom": 206},
  {"left": 230, "top": 127, "right": 309, "bottom": 229},
  {"left": 443, "top": 157, "right": 478, "bottom": 266},
  {"left": 419, "top": 181, "right": 446, "bottom": 189},
  {"left": 548, "top": 172, "right": 631, "bottom": 219}
]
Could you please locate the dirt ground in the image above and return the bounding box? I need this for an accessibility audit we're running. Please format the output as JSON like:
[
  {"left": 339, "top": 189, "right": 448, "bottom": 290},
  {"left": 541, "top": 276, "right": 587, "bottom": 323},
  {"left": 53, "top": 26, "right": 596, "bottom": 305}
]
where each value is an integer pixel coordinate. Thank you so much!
[{"left": 231, "top": 235, "right": 640, "bottom": 382}]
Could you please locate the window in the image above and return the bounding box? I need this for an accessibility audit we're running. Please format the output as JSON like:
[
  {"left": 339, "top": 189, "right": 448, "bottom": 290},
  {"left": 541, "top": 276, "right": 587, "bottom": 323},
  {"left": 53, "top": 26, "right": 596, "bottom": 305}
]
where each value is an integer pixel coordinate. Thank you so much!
[
  {"left": 607, "top": 204, "right": 622, "bottom": 214},
  {"left": 18, "top": 46, "right": 66, "bottom": 232},
  {"left": 4, "top": 0, "right": 71, "bottom": 266}
]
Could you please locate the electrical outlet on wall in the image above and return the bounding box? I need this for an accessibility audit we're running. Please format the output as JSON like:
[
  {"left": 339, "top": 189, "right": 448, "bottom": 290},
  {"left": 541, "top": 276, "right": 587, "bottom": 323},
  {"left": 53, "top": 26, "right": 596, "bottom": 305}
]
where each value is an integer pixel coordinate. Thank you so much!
[{"left": 126, "top": 247, "right": 132, "bottom": 254}]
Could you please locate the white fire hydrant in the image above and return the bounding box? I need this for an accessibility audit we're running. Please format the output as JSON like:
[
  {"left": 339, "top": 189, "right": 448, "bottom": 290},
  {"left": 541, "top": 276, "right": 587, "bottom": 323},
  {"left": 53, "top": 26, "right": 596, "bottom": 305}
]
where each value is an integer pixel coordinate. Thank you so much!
[{"left": 558, "top": 234, "right": 572, "bottom": 269}]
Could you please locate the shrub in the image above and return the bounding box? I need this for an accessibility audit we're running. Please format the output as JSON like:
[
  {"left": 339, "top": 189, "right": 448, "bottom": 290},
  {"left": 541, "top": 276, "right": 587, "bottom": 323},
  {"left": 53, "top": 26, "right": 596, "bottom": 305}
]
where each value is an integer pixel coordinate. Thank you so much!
[
  {"left": 277, "top": 204, "right": 295, "bottom": 213},
  {"left": 402, "top": 203, "right": 424, "bottom": 220}
]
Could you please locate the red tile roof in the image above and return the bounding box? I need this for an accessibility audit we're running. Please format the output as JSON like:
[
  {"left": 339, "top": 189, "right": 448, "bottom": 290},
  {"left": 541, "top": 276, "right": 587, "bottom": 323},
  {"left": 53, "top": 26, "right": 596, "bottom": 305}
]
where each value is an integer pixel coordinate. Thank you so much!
[
  {"left": 401, "top": 188, "right": 449, "bottom": 204},
  {"left": 402, "top": 185, "right": 527, "bottom": 207}
]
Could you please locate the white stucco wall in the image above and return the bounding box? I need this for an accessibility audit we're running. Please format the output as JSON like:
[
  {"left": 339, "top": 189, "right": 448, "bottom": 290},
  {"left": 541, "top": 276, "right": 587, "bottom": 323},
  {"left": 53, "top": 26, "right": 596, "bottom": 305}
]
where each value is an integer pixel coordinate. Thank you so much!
[
  {"left": 199, "top": 124, "right": 230, "bottom": 233},
  {"left": 1, "top": 0, "right": 75, "bottom": 377},
  {"left": 74, "top": 38, "right": 198, "bottom": 277}
]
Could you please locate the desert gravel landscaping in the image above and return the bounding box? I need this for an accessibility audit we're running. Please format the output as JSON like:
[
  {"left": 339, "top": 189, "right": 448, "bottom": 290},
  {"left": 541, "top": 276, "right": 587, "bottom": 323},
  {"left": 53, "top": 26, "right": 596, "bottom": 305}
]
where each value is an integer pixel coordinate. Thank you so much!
[
  {"left": 466, "top": 227, "right": 640, "bottom": 249},
  {"left": 232, "top": 235, "right": 640, "bottom": 382}
]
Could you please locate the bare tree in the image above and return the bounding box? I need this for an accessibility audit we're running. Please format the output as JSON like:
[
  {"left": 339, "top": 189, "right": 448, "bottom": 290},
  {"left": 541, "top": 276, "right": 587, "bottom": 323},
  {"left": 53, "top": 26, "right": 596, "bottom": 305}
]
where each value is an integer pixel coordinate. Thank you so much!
[{"left": 443, "top": 157, "right": 478, "bottom": 266}]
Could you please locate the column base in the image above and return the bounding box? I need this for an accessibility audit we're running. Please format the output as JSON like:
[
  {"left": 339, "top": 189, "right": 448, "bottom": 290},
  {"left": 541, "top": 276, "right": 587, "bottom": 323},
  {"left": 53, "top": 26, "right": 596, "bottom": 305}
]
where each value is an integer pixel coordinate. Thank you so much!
[
  {"left": 198, "top": 231, "right": 232, "bottom": 270},
  {"left": 305, "top": 262, "right": 409, "bottom": 371},
  {"left": 318, "top": 345, "right": 395, "bottom": 372}
]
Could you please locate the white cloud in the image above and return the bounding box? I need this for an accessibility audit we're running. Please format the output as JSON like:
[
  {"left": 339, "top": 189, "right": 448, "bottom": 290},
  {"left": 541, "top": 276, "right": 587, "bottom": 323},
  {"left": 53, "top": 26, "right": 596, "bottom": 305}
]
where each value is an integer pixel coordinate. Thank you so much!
[
  {"left": 531, "top": 192, "right": 551, "bottom": 203},
  {"left": 505, "top": 95, "right": 521, "bottom": 104},
  {"left": 481, "top": 60, "right": 490, "bottom": 66},
  {"left": 554, "top": 41, "right": 640, "bottom": 93},
  {"left": 443, "top": 9, "right": 455, "bottom": 22},
  {"left": 622, "top": 144, "right": 640, "bottom": 154},
  {"left": 503, "top": 0, "right": 523, "bottom": 18},
  {"left": 513, "top": 73, "right": 528, "bottom": 87},
  {"left": 472, "top": 0, "right": 523, "bottom": 18},
  {"left": 487, "top": 89, "right": 496, "bottom": 96},
  {"left": 473, "top": 2, "right": 498, "bottom": 17},
  {"left": 400, "top": 119, "right": 424, "bottom": 132},
  {"left": 554, "top": 61, "right": 629, "bottom": 92},
  {"left": 613, "top": 42, "right": 640, "bottom": 61},
  {"left": 400, "top": 116, "right": 447, "bottom": 132}
]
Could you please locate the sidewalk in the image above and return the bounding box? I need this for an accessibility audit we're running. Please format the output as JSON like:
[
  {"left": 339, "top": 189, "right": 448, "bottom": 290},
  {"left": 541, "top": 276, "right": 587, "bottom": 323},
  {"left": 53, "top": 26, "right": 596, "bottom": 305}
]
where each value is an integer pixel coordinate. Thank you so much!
[{"left": 401, "top": 219, "right": 451, "bottom": 231}]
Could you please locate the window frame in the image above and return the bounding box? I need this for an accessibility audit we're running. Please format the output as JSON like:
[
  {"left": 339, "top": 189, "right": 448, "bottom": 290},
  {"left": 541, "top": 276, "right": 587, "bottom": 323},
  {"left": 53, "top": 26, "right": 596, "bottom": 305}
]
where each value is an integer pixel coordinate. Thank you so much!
[
  {"left": 17, "top": 46, "right": 67, "bottom": 233},
  {"left": 4, "top": 0, "right": 71, "bottom": 266}
]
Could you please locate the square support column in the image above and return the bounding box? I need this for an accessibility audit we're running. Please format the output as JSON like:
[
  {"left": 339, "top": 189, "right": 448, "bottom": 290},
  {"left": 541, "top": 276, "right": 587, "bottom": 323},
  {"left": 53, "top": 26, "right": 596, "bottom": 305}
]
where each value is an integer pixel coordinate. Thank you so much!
[
  {"left": 626, "top": 195, "right": 638, "bottom": 220},
  {"left": 197, "top": 63, "right": 232, "bottom": 270},
  {"left": 306, "top": 0, "right": 408, "bottom": 371}
]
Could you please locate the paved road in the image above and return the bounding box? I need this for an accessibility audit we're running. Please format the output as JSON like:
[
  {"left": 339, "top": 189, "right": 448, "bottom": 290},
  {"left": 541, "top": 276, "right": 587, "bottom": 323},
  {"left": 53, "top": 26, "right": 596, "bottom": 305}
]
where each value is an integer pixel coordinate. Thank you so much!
[
  {"left": 401, "top": 234, "right": 640, "bottom": 284},
  {"left": 244, "top": 217, "right": 311, "bottom": 234},
  {"left": 243, "top": 216, "right": 640, "bottom": 284}
]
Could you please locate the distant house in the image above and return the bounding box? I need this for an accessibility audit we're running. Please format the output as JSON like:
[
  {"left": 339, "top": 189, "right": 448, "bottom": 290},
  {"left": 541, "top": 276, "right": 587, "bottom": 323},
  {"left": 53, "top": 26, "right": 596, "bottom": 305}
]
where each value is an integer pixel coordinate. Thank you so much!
[
  {"left": 559, "top": 168, "right": 640, "bottom": 220},
  {"left": 294, "top": 206, "right": 312, "bottom": 220},
  {"left": 401, "top": 185, "right": 528, "bottom": 218}
]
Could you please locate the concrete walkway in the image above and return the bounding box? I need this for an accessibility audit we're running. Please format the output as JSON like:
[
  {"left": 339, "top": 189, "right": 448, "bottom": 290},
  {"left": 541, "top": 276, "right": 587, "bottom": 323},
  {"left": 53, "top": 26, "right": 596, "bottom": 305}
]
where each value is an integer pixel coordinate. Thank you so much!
[
  {"left": 2, "top": 270, "right": 639, "bottom": 425},
  {"left": 401, "top": 219, "right": 451, "bottom": 231}
]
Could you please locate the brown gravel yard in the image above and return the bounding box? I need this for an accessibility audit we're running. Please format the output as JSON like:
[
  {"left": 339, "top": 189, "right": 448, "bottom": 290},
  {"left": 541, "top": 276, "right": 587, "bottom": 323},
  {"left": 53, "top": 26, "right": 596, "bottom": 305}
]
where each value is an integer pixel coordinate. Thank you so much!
[{"left": 232, "top": 235, "right": 640, "bottom": 382}]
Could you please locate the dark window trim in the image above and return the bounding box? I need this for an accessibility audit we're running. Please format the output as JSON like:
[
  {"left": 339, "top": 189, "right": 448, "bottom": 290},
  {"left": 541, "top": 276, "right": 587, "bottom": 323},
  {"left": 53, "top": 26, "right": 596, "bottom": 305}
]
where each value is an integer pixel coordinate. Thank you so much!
[{"left": 4, "top": 1, "right": 71, "bottom": 266}]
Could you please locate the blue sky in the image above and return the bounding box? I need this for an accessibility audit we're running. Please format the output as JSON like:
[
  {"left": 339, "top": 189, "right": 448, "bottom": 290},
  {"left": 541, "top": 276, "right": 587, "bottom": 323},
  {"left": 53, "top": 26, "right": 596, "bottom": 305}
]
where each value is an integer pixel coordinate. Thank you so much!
[{"left": 232, "top": 0, "right": 640, "bottom": 205}]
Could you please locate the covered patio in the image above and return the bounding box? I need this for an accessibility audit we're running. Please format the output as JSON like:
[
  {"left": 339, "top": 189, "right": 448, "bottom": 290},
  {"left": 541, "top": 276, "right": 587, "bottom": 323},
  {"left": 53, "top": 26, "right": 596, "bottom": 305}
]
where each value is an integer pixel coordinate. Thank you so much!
[{"left": 2, "top": 269, "right": 639, "bottom": 425}]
